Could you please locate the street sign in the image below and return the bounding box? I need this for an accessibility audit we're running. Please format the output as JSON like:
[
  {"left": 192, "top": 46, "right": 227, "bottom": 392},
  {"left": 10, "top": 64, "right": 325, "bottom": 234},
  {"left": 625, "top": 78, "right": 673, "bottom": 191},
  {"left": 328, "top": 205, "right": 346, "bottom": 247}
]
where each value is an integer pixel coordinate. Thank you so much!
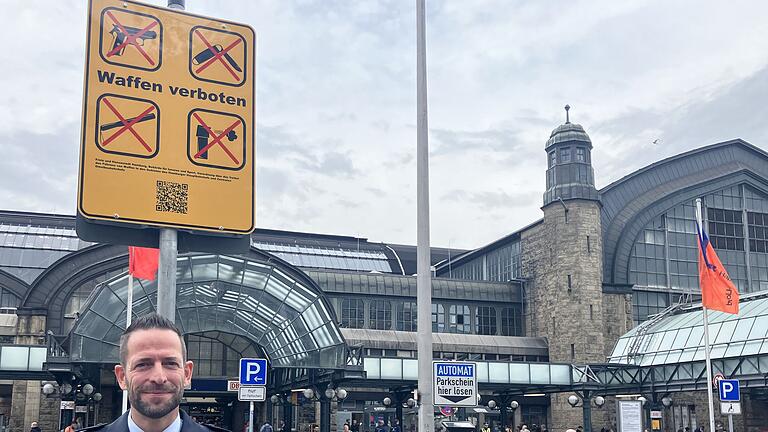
[
  {"left": 433, "top": 361, "right": 477, "bottom": 407},
  {"left": 239, "top": 358, "right": 268, "bottom": 386},
  {"left": 227, "top": 380, "right": 240, "bottom": 392},
  {"left": 720, "top": 402, "right": 741, "bottom": 415},
  {"left": 238, "top": 386, "right": 266, "bottom": 402},
  {"left": 78, "top": 0, "right": 255, "bottom": 234},
  {"left": 650, "top": 410, "right": 662, "bottom": 419},
  {"left": 712, "top": 372, "right": 725, "bottom": 389},
  {"left": 718, "top": 379, "right": 740, "bottom": 401}
]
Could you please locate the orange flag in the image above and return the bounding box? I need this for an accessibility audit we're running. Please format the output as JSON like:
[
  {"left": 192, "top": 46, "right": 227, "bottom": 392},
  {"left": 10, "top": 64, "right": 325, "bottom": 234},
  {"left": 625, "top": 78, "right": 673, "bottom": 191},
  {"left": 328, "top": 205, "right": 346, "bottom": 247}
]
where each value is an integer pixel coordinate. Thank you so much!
[
  {"left": 696, "top": 222, "right": 739, "bottom": 314},
  {"left": 128, "top": 246, "right": 160, "bottom": 281}
]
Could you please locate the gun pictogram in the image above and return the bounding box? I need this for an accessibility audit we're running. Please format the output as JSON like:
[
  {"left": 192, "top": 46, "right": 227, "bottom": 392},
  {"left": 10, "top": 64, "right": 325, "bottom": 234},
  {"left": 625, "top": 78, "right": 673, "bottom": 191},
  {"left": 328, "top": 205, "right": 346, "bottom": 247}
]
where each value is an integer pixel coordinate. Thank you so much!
[{"left": 109, "top": 24, "right": 158, "bottom": 57}]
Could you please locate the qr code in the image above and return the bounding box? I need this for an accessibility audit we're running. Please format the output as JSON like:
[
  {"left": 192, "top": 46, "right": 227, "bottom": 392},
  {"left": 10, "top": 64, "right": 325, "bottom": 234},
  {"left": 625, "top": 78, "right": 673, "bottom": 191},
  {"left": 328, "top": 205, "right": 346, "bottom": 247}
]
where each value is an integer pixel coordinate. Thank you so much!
[{"left": 156, "top": 180, "right": 188, "bottom": 214}]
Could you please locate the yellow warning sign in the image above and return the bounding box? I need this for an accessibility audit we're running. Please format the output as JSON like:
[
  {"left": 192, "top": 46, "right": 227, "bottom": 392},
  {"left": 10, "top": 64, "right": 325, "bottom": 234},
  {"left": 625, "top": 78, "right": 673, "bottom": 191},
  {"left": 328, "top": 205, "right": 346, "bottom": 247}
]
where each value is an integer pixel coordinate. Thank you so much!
[{"left": 78, "top": 0, "right": 255, "bottom": 234}]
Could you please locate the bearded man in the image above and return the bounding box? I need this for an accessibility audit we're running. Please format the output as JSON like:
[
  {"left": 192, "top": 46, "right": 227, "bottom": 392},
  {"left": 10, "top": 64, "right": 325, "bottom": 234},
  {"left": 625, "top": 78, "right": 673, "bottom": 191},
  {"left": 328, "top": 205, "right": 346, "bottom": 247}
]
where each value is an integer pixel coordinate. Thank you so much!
[{"left": 87, "top": 313, "right": 226, "bottom": 432}]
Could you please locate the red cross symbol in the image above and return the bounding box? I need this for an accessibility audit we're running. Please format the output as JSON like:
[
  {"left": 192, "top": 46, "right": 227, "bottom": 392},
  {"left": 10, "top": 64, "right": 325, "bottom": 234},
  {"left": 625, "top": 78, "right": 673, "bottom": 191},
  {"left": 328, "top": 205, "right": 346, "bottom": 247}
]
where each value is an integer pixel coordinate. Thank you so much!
[
  {"left": 193, "top": 112, "right": 241, "bottom": 164},
  {"left": 100, "top": 97, "right": 155, "bottom": 153},
  {"left": 193, "top": 29, "right": 243, "bottom": 81},
  {"left": 104, "top": 10, "right": 159, "bottom": 66}
]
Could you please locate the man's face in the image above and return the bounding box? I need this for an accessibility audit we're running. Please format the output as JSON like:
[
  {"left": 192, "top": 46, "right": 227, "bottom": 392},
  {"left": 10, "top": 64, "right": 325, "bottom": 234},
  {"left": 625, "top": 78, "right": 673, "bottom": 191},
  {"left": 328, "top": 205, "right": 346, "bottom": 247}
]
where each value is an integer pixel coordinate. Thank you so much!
[{"left": 115, "top": 329, "right": 193, "bottom": 420}]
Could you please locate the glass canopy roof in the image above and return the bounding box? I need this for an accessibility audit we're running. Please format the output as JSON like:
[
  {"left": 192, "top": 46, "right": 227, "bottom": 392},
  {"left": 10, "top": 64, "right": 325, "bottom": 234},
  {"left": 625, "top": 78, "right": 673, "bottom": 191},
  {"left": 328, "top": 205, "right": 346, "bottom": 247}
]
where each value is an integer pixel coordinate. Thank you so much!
[
  {"left": 252, "top": 240, "right": 392, "bottom": 273},
  {"left": 609, "top": 292, "right": 768, "bottom": 366},
  {"left": 70, "top": 254, "right": 348, "bottom": 369},
  {"left": 0, "top": 223, "right": 92, "bottom": 283}
]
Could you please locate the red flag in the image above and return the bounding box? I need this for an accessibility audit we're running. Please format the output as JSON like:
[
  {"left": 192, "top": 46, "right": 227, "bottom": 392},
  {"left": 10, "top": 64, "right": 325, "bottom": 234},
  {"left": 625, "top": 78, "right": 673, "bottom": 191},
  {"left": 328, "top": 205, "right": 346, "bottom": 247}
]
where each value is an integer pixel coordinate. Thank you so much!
[
  {"left": 128, "top": 246, "right": 160, "bottom": 281},
  {"left": 696, "top": 222, "right": 739, "bottom": 314}
]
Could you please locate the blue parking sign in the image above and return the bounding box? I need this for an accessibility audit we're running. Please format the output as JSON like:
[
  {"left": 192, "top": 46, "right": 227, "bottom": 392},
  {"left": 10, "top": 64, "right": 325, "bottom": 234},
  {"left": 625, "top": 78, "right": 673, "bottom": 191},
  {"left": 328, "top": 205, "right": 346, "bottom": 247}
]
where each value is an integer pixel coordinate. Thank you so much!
[
  {"left": 718, "top": 379, "right": 740, "bottom": 402},
  {"left": 239, "top": 358, "right": 268, "bottom": 386}
]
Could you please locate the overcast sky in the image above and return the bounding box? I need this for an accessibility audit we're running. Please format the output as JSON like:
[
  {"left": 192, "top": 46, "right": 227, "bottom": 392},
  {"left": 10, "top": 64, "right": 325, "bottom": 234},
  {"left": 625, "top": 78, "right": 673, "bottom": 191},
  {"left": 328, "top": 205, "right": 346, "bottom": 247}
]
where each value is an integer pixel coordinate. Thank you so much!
[{"left": 2, "top": 0, "right": 768, "bottom": 249}]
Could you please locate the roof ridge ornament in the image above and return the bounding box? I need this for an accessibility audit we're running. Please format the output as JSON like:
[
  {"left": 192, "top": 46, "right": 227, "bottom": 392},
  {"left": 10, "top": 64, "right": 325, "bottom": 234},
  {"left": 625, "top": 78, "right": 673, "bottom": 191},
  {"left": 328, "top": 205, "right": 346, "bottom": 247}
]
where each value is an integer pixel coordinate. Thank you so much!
[{"left": 565, "top": 104, "right": 571, "bottom": 124}]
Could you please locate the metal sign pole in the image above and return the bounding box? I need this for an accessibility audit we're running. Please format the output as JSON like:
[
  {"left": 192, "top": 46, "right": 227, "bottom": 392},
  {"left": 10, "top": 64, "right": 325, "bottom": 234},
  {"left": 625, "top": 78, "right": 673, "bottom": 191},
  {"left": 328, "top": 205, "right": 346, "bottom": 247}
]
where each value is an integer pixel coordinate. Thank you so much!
[
  {"left": 416, "top": 1, "right": 434, "bottom": 431},
  {"left": 153, "top": 2, "right": 186, "bottom": 323},
  {"left": 122, "top": 274, "right": 135, "bottom": 413},
  {"left": 157, "top": 228, "right": 178, "bottom": 321},
  {"left": 728, "top": 414, "right": 733, "bottom": 432},
  {"left": 249, "top": 401, "right": 255, "bottom": 432}
]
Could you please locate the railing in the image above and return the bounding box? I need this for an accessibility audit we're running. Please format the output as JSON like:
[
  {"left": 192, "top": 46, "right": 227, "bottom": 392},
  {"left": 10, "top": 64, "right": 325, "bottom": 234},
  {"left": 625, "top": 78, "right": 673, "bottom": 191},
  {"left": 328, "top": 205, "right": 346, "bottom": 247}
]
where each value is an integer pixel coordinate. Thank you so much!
[{"left": 46, "top": 332, "right": 69, "bottom": 359}]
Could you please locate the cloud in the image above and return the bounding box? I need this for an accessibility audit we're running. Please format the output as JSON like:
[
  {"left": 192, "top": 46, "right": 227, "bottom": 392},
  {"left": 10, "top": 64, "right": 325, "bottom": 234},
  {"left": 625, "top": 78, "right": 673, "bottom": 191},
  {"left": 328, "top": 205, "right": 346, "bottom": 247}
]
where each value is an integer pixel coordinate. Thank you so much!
[
  {"left": 0, "top": 126, "right": 80, "bottom": 214},
  {"left": 2, "top": 0, "right": 768, "bottom": 249},
  {"left": 441, "top": 189, "right": 540, "bottom": 211}
]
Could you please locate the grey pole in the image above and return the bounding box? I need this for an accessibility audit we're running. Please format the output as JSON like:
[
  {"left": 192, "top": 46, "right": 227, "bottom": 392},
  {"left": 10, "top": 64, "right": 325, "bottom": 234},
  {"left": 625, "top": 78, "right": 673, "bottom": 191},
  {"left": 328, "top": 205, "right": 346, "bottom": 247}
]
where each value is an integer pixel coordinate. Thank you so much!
[
  {"left": 582, "top": 396, "right": 592, "bottom": 432},
  {"left": 157, "top": 228, "right": 178, "bottom": 321},
  {"left": 249, "top": 401, "right": 254, "bottom": 432},
  {"left": 156, "top": 0, "right": 184, "bottom": 322},
  {"left": 416, "top": 0, "right": 434, "bottom": 431}
]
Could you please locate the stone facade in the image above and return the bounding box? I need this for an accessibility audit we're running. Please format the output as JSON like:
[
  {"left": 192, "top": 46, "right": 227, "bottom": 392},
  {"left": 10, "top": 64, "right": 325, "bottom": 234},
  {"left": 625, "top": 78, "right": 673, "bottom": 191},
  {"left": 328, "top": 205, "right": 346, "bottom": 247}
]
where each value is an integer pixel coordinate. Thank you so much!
[
  {"left": 521, "top": 199, "right": 610, "bottom": 430},
  {"left": 10, "top": 314, "right": 48, "bottom": 432}
]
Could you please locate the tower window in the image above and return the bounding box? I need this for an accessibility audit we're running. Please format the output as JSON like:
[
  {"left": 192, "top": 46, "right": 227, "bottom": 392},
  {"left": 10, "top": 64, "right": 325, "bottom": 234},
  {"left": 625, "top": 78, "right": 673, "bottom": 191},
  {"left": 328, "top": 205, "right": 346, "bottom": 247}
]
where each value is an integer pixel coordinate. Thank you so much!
[
  {"left": 576, "top": 147, "right": 586, "bottom": 162},
  {"left": 567, "top": 274, "right": 572, "bottom": 291},
  {"left": 587, "top": 235, "right": 591, "bottom": 253},
  {"left": 549, "top": 151, "right": 556, "bottom": 168},
  {"left": 560, "top": 148, "right": 571, "bottom": 163}
]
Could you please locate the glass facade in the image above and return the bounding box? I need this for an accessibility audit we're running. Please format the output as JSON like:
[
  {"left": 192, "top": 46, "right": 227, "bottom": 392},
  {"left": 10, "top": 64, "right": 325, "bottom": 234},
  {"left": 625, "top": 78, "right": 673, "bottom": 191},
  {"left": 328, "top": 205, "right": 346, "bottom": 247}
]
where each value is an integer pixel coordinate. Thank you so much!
[
  {"left": 252, "top": 240, "right": 391, "bottom": 273},
  {"left": 186, "top": 333, "right": 252, "bottom": 377},
  {"left": 70, "top": 254, "right": 347, "bottom": 368},
  {"left": 448, "top": 240, "right": 522, "bottom": 282},
  {"left": 0, "top": 223, "right": 91, "bottom": 283},
  {"left": 629, "top": 185, "right": 768, "bottom": 322}
]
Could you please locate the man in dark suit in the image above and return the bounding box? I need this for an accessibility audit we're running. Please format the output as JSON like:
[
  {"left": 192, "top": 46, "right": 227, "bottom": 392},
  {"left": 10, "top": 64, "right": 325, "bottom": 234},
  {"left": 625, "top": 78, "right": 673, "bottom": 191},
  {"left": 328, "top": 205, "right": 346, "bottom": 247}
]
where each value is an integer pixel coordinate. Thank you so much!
[{"left": 83, "top": 313, "right": 225, "bottom": 432}]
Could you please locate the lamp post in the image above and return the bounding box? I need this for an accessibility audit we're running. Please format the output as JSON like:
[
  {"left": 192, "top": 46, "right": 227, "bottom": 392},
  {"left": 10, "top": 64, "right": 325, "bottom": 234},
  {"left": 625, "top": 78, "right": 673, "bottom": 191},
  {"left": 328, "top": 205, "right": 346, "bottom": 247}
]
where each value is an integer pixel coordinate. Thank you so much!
[
  {"left": 271, "top": 393, "right": 295, "bottom": 432},
  {"left": 661, "top": 396, "right": 673, "bottom": 432},
  {"left": 304, "top": 386, "right": 349, "bottom": 432},
  {"left": 384, "top": 393, "right": 418, "bottom": 429},
  {"left": 510, "top": 401, "right": 519, "bottom": 432},
  {"left": 567, "top": 393, "right": 605, "bottom": 432}
]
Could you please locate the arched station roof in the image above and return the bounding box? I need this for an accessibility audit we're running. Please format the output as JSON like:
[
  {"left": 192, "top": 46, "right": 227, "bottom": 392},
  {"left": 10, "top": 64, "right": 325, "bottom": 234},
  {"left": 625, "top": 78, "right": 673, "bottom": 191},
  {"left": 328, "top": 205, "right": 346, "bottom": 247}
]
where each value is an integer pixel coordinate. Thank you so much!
[
  {"left": 69, "top": 253, "right": 348, "bottom": 369},
  {"left": 0, "top": 269, "right": 29, "bottom": 303},
  {"left": 600, "top": 139, "right": 768, "bottom": 286}
]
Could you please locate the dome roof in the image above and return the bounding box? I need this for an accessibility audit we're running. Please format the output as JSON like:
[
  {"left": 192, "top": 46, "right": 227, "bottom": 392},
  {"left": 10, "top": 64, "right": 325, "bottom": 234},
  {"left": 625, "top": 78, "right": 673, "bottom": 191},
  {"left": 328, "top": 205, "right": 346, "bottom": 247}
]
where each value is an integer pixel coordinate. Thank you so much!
[{"left": 545, "top": 122, "right": 592, "bottom": 149}]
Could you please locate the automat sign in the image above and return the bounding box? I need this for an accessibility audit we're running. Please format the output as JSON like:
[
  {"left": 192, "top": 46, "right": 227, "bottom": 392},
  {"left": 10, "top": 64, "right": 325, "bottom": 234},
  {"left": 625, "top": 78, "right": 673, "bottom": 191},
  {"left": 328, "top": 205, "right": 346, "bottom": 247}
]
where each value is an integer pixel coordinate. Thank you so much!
[
  {"left": 433, "top": 361, "right": 477, "bottom": 407},
  {"left": 78, "top": 0, "right": 255, "bottom": 234}
]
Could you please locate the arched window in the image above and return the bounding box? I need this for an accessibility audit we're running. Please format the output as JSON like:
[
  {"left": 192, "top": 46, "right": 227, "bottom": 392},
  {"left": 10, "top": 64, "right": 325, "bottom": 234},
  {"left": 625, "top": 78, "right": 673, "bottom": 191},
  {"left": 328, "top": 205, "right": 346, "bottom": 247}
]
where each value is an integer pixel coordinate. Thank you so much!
[
  {"left": 501, "top": 306, "right": 522, "bottom": 336},
  {"left": 432, "top": 303, "right": 445, "bottom": 333},
  {"left": 476, "top": 306, "right": 497, "bottom": 335},
  {"left": 448, "top": 305, "right": 471, "bottom": 334},
  {"left": 396, "top": 302, "right": 417, "bottom": 331},
  {"left": 340, "top": 298, "right": 364, "bottom": 328},
  {"left": 369, "top": 300, "right": 392, "bottom": 330}
]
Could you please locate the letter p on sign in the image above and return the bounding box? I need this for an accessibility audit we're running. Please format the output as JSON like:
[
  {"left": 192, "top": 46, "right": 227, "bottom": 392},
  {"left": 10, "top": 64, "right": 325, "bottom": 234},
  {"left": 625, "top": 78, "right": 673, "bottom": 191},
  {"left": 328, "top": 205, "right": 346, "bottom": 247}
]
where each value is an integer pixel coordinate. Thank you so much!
[
  {"left": 718, "top": 379, "right": 740, "bottom": 402},
  {"left": 239, "top": 358, "right": 268, "bottom": 386}
]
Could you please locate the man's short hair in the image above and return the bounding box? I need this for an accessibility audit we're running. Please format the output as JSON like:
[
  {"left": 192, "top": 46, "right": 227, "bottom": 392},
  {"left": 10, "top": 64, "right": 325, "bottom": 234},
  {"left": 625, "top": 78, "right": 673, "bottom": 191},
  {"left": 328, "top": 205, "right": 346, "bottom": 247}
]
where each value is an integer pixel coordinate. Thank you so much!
[{"left": 119, "top": 313, "right": 187, "bottom": 366}]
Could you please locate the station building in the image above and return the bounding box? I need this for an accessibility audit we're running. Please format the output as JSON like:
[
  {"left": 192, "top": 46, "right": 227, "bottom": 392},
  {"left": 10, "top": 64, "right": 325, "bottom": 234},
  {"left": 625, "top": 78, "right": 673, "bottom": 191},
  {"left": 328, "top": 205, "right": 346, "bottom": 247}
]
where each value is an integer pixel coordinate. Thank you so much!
[{"left": 0, "top": 115, "right": 767, "bottom": 432}]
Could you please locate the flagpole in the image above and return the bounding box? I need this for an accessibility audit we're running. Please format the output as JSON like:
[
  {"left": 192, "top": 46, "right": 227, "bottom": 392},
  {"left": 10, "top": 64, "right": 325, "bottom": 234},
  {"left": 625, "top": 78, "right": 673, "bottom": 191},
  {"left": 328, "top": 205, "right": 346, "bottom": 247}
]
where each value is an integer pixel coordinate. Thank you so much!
[
  {"left": 122, "top": 272, "right": 135, "bottom": 414},
  {"left": 696, "top": 198, "right": 716, "bottom": 432}
]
